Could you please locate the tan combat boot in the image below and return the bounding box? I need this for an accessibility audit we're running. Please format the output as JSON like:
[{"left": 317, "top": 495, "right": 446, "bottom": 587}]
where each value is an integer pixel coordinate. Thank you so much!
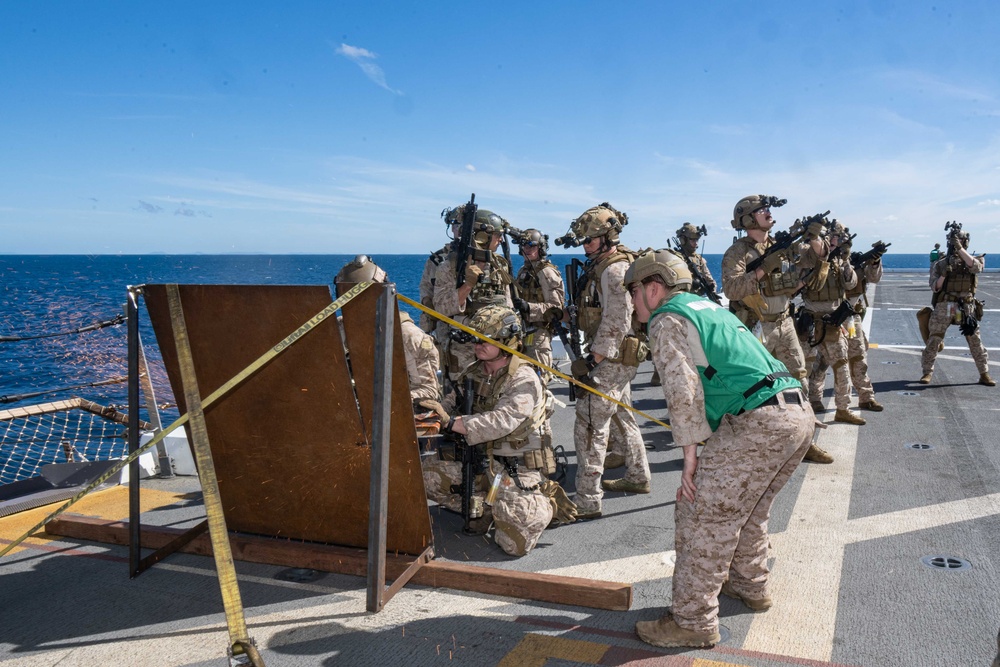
[
  {"left": 635, "top": 614, "right": 720, "bottom": 648},
  {"left": 859, "top": 399, "right": 884, "bottom": 411},
  {"left": 980, "top": 373, "right": 996, "bottom": 387},
  {"left": 601, "top": 478, "right": 650, "bottom": 494},
  {"left": 603, "top": 453, "right": 626, "bottom": 469},
  {"left": 834, "top": 409, "right": 866, "bottom": 425},
  {"left": 810, "top": 400, "right": 825, "bottom": 413},
  {"left": 803, "top": 443, "right": 834, "bottom": 464},
  {"left": 919, "top": 372, "right": 932, "bottom": 384},
  {"left": 720, "top": 580, "right": 773, "bottom": 612}
]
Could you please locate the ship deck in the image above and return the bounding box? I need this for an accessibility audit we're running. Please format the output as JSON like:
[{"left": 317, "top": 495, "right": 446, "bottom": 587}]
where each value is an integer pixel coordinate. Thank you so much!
[{"left": 1, "top": 270, "right": 999, "bottom": 666}]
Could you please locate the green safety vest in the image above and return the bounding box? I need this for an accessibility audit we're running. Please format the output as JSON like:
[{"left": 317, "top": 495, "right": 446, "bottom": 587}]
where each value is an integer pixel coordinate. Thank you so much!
[{"left": 649, "top": 292, "right": 801, "bottom": 430}]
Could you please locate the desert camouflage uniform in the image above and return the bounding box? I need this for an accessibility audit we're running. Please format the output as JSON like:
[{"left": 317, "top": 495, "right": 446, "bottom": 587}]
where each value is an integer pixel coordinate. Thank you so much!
[
  {"left": 516, "top": 258, "right": 565, "bottom": 383},
  {"left": 922, "top": 254, "right": 990, "bottom": 375},
  {"left": 811, "top": 258, "right": 882, "bottom": 403},
  {"left": 399, "top": 312, "right": 440, "bottom": 402},
  {"left": 798, "top": 252, "right": 858, "bottom": 410},
  {"left": 682, "top": 251, "right": 718, "bottom": 299},
  {"left": 722, "top": 236, "right": 809, "bottom": 397},
  {"left": 421, "top": 357, "right": 553, "bottom": 556},
  {"left": 433, "top": 252, "right": 513, "bottom": 382},
  {"left": 574, "top": 257, "right": 650, "bottom": 514},
  {"left": 418, "top": 243, "right": 452, "bottom": 334},
  {"left": 648, "top": 308, "right": 813, "bottom": 635}
]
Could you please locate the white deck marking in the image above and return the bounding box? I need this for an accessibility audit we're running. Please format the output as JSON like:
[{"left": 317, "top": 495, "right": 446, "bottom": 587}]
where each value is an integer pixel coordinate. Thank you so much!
[
  {"left": 539, "top": 550, "right": 676, "bottom": 583},
  {"left": 873, "top": 345, "right": 1000, "bottom": 358},
  {"left": 846, "top": 492, "right": 1000, "bottom": 542},
  {"left": 743, "top": 411, "right": 859, "bottom": 661}
]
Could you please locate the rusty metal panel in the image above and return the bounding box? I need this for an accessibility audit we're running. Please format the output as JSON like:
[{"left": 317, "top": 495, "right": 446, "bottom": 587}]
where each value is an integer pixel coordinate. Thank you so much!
[{"left": 143, "top": 284, "right": 432, "bottom": 556}]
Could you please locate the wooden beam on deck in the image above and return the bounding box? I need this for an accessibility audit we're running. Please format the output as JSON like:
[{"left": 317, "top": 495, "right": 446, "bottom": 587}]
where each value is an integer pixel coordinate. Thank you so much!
[{"left": 46, "top": 515, "right": 632, "bottom": 611}]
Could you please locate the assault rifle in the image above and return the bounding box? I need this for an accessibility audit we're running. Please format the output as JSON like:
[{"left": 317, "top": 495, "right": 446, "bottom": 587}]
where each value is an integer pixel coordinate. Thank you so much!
[
  {"left": 455, "top": 193, "right": 478, "bottom": 289},
  {"left": 561, "top": 257, "right": 587, "bottom": 401},
  {"left": 828, "top": 232, "right": 857, "bottom": 262},
  {"left": 745, "top": 215, "right": 815, "bottom": 274},
  {"left": 449, "top": 377, "right": 486, "bottom": 534},
  {"left": 850, "top": 241, "right": 891, "bottom": 270},
  {"left": 670, "top": 242, "right": 722, "bottom": 304}
]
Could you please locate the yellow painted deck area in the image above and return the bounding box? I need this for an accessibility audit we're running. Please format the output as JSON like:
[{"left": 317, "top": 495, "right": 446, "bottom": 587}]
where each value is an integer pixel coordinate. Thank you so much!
[{"left": 0, "top": 486, "right": 191, "bottom": 556}]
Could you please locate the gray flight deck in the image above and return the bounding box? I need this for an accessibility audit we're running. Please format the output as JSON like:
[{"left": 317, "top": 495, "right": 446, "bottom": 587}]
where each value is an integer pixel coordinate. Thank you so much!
[{"left": 1, "top": 271, "right": 998, "bottom": 666}]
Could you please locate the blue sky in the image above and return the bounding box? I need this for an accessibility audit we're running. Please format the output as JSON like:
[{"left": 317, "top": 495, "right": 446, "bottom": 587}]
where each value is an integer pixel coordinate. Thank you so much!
[{"left": 1, "top": 2, "right": 998, "bottom": 255}]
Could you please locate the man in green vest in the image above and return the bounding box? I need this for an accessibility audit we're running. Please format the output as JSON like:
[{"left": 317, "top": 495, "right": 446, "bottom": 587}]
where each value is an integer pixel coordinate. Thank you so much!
[{"left": 626, "top": 249, "right": 815, "bottom": 649}]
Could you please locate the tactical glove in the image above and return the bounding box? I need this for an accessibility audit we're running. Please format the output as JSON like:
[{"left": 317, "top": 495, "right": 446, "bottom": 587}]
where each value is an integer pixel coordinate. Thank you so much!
[
  {"left": 758, "top": 251, "right": 786, "bottom": 275},
  {"left": 512, "top": 297, "right": 530, "bottom": 316},
  {"left": 543, "top": 306, "right": 564, "bottom": 324},
  {"left": 540, "top": 479, "right": 577, "bottom": 525},
  {"left": 464, "top": 264, "right": 484, "bottom": 285},
  {"left": 806, "top": 261, "right": 830, "bottom": 291},
  {"left": 571, "top": 355, "right": 597, "bottom": 388},
  {"left": 416, "top": 399, "right": 449, "bottom": 422}
]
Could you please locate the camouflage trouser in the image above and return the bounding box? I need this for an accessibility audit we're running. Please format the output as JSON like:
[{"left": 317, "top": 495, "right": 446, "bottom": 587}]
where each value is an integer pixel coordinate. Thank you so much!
[
  {"left": 671, "top": 393, "right": 814, "bottom": 634},
  {"left": 799, "top": 319, "right": 852, "bottom": 410},
  {"left": 573, "top": 360, "right": 649, "bottom": 514},
  {"left": 525, "top": 328, "right": 554, "bottom": 383},
  {"left": 810, "top": 318, "right": 875, "bottom": 403},
  {"left": 921, "top": 301, "right": 990, "bottom": 375},
  {"left": 421, "top": 458, "right": 552, "bottom": 557},
  {"left": 760, "top": 316, "right": 809, "bottom": 399}
]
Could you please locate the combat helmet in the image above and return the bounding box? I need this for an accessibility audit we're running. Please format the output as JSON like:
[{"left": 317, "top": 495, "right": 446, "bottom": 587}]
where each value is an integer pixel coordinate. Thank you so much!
[
  {"left": 468, "top": 304, "right": 523, "bottom": 350},
  {"left": 472, "top": 209, "right": 506, "bottom": 249},
  {"left": 334, "top": 254, "right": 388, "bottom": 296},
  {"left": 573, "top": 202, "right": 628, "bottom": 243},
  {"left": 624, "top": 248, "right": 692, "bottom": 298},
  {"left": 731, "top": 194, "right": 787, "bottom": 230},
  {"left": 676, "top": 222, "right": 706, "bottom": 241},
  {"left": 516, "top": 228, "right": 549, "bottom": 257}
]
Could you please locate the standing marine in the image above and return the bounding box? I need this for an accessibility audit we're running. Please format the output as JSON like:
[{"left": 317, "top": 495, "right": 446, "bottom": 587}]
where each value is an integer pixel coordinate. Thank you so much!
[
  {"left": 796, "top": 220, "right": 867, "bottom": 425},
  {"left": 810, "top": 233, "right": 889, "bottom": 412},
  {"left": 562, "top": 202, "right": 651, "bottom": 519},
  {"left": 418, "top": 207, "right": 463, "bottom": 335},
  {"left": 420, "top": 305, "right": 576, "bottom": 556},
  {"left": 721, "top": 194, "right": 833, "bottom": 463},
  {"left": 433, "top": 205, "right": 514, "bottom": 386},
  {"left": 625, "top": 249, "right": 813, "bottom": 648},
  {"left": 919, "top": 222, "right": 994, "bottom": 386}
]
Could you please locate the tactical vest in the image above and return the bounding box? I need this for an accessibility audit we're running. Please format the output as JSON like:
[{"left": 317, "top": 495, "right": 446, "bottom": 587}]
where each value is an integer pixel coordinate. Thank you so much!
[
  {"left": 650, "top": 292, "right": 800, "bottom": 430},
  {"left": 939, "top": 255, "right": 977, "bottom": 301},
  {"left": 803, "top": 258, "right": 848, "bottom": 305},
  {"left": 468, "top": 253, "right": 513, "bottom": 312},
  {"left": 576, "top": 246, "right": 637, "bottom": 339},
  {"left": 462, "top": 356, "right": 547, "bottom": 458},
  {"left": 683, "top": 252, "right": 710, "bottom": 297},
  {"left": 731, "top": 237, "right": 796, "bottom": 323},
  {"left": 516, "top": 259, "right": 556, "bottom": 314}
]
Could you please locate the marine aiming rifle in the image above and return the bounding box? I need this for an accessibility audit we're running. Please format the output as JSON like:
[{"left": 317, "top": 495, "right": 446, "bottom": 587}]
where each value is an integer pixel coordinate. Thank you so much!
[
  {"left": 744, "top": 213, "right": 821, "bottom": 274},
  {"left": 669, "top": 242, "right": 722, "bottom": 305},
  {"left": 850, "top": 241, "right": 891, "bottom": 270},
  {"left": 454, "top": 193, "right": 478, "bottom": 289}
]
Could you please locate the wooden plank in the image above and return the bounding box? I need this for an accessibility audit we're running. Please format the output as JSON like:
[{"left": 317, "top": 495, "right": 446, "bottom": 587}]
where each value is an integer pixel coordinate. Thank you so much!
[{"left": 46, "top": 516, "right": 632, "bottom": 611}]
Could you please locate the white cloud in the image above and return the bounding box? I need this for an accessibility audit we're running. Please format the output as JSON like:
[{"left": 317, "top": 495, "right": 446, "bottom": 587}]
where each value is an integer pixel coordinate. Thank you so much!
[
  {"left": 334, "top": 43, "right": 402, "bottom": 96},
  {"left": 464, "top": 164, "right": 476, "bottom": 172},
  {"left": 978, "top": 199, "right": 1000, "bottom": 207}
]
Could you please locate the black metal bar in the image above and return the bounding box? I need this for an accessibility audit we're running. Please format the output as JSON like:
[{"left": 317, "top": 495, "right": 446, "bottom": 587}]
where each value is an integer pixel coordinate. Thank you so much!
[
  {"left": 138, "top": 519, "right": 208, "bottom": 573},
  {"left": 366, "top": 283, "right": 395, "bottom": 612},
  {"left": 127, "top": 292, "right": 142, "bottom": 578}
]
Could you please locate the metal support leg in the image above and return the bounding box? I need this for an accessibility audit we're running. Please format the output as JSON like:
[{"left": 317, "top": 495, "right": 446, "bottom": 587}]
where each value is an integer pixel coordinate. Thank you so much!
[{"left": 367, "top": 283, "right": 395, "bottom": 612}]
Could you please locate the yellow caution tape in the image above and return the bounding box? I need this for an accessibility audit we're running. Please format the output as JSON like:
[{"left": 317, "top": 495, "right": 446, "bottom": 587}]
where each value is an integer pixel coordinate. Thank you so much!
[{"left": 397, "top": 294, "right": 671, "bottom": 431}]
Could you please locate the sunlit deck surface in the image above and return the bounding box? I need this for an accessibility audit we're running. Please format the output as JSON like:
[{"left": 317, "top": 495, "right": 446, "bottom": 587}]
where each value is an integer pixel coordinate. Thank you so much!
[{"left": 2, "top": 270, "right": 999, "bottom": 666}]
